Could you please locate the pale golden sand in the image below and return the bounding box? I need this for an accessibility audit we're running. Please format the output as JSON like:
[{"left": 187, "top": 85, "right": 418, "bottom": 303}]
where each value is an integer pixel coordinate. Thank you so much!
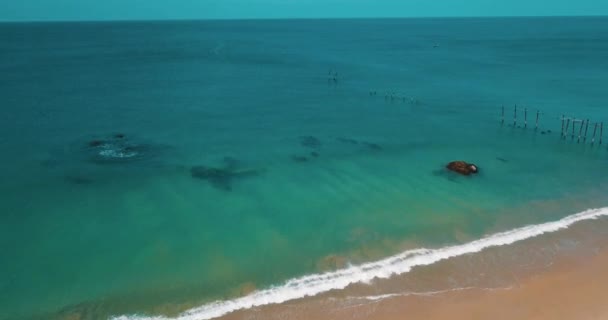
[
  {"left": 219, "top": 219, "right": 608, "bottom": 320},
  {"left": 220, "top": 248, "right": 608, "bottom": 320},
  {"left": 366, "top": 248, "right": 608, "bottom": 320}
]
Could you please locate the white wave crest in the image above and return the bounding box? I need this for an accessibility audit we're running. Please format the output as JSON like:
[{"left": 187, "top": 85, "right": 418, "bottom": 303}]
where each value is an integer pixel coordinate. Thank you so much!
[{"left": 110, "top": 207, "right": 608, "bottom": 320}]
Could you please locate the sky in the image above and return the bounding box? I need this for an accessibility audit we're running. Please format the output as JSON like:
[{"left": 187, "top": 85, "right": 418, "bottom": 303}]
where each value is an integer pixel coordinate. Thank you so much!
[{"left": 1, "top": 0, "right": 607, "bottom": 21}]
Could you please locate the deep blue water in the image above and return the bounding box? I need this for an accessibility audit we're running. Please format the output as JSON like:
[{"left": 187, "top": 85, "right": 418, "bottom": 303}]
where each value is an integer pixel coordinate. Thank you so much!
[{"left": 1, "top": 17, "right": 608, "bottom": 320}]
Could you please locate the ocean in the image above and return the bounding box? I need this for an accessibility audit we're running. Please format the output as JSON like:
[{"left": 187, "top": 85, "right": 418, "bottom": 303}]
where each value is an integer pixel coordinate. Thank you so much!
[{"left": 1, "top": 16, "right": 608, "bottom": 320}]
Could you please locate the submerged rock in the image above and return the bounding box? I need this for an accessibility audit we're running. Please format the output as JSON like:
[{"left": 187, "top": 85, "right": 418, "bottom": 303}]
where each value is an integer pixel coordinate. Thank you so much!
[
  {"left": 222, "top": 156, "right": 240, "bottom": 170},
  {"left": 310, "top": 151, "right": 319, "bottom": 158},
  {"left": 84, "top": 134, "right": 158, "bottom": 164},
  {"left": 88, "top": 140, "right": 105, "bottom": 147},
  {"left": 446, "top": 161, "right": 479, "bottom": 176},
  {"left": 300, "top": 136, "right": 322, "bottom": 149},
  {"left": 190, "top": 165, "right": 262, "bottom": 191},
  {"left": 336, "top": 137, "right": 382, "bottom": 151},
  {"left": 191, "top": 166, "right": 233, "bottom": 180},
  {"left": 64, "top": 175, "right": 94, "bottom": 185},
  {"left": 363, "top": 142, "right": 382, "bottom": 151},
  {"left": 291, "top": 155, "right": 309, "bottom": 163},
  {"left": 336, "top": 137, "right": 359, "bottom": 145},
  {"left": 191, "top": 166, "right": 234, "bottom": 190}
]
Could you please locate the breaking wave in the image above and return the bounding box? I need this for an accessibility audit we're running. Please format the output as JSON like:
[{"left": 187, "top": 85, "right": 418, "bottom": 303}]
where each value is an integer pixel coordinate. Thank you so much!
[{"left": 111, "top": 207, "right": 608, "bottom": 320}]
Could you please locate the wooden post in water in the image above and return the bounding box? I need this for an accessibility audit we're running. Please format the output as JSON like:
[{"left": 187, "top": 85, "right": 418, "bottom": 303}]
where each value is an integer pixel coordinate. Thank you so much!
[
  {"left": 571, "top": 119, "right": 576, "bottom": 140},
  {"left": 600, "top": 122, "right": 604, "bottom": 145},
  {"left": 591, "top": 123, "right": 598, "bottom": 145},
  {"left": 513, "top": 105, "right": 517, "bottom": 127},
  {"left": 535, "top": 111, "right": 540, "bottom": 131},
  {"left": 561, "top": 115, "right": 565, "bottom": 138},
  {"left": 583, "top": 119, "right": 589, "bottom": 143},
  {"left": 564, "top": 118, "right": 570, "bottom": 139},
  {"left": 578, "top": 119, "right": 584, "bottom": 143},
  {"left": 524, "top": 108, "right": 528, "bottom": 129}
]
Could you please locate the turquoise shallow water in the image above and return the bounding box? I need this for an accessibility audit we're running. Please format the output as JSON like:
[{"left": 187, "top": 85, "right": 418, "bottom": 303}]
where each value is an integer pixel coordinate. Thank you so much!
[{"left": 1, "top": 17, "right": 608, "bottom": 320}]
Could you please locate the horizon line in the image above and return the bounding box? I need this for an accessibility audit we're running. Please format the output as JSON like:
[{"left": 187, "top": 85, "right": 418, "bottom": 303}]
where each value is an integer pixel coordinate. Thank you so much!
[{"left": 1, "top": 14, "right": 607, "bottom": 24}]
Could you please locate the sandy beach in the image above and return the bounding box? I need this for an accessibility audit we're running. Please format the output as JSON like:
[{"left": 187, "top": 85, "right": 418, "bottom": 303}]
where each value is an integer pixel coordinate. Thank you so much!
[
  {"left": 356, "top": 247, "right": 608, "bottom": 320},
  {"left": 218, "top": 219, "right": 608, "bottom": 320},
  {"left": 220, "top": 251, "right": 608, "bottom": 320}
]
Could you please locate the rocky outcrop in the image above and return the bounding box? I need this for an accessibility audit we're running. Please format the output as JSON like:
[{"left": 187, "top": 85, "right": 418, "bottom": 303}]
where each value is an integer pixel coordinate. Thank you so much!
[
  {"left": 85, "top": 134, "right": 153, "bottom": 163},
  {"left": 446, "top": 161, "right": 479, "bottom": 176}
]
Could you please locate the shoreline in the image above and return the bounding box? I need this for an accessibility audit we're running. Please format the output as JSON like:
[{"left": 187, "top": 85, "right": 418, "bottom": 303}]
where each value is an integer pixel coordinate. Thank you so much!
[
  {"left": 108, "top": 208, "right": 608, "bottom": 320},
  {"left": 346, "top": 245, "right": 608, "bottom": 320},
  {"left": 213, "top": 214, "right": 608, "bottom": 320}
]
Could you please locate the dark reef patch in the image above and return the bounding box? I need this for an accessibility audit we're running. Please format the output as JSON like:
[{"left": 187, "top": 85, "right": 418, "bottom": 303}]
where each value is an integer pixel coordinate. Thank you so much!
[
  {"left": 88, "top": 140, "right": 105, "bottom": 147},
  {"left": 336, "top": 137, "right": 359, "bottom": 145},
  {"left": 336, "top": 137, "right": 382, "bottom": 152},
  {"left": 64, "top": 175, "right": 95, "bottom": 185},
  {"left": 363, "top": 142, "right": 382, "bottom": 151},
  {"left": 222, "top": 156, "right": 240, "bottom": 170},
  {"left": 300, "top": 136, "right": 322, "bottom": 149},
  {"left": 190, "top": 165, "right": 263, "bottom": 191},
  {"left": 191, "top": 166, "right": 235, "bottom": 191},
  {"left": 84, "top": 134, "right": 162, "bottom": 165},
  {"left": 291, "top": 155, "right": 309, "bottom": 163}
]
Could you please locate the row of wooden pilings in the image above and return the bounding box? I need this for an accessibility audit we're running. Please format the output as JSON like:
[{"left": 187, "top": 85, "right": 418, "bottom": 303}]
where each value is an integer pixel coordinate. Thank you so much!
[
  {"left": 500, "top": 105, "right": 604, "bottom": 145},
  {"left": 500, "top": 105, "right": 543, "bottom": 130},
  {"left": 561, "top": 116, "right": 603, "bottom": 145}
]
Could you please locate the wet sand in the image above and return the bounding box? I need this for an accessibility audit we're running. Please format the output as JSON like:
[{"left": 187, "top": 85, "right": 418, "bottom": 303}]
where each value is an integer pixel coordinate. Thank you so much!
[
  {"left": 351, "top": 247, "right": 608, "bottom": 320},
  {"left": 219, "top": 219, "right": 608, "bottom": 320}
]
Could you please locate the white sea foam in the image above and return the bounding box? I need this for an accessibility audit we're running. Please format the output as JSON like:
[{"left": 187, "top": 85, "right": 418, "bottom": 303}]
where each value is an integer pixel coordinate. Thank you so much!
[
  {"left": 99, "top": 148, "right": 138, "bottom": 159},
  {"left": 359, "top": 285, "right": 515, "bottom": 302},
  {"left": 110, "top": 207, "right": 608, "bottom": 320}
]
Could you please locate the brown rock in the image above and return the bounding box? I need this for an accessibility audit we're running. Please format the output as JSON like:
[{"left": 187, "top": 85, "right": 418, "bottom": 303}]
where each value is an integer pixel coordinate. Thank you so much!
[{"left": 446, "top": 161, "right": 479, "bottom": 176}]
